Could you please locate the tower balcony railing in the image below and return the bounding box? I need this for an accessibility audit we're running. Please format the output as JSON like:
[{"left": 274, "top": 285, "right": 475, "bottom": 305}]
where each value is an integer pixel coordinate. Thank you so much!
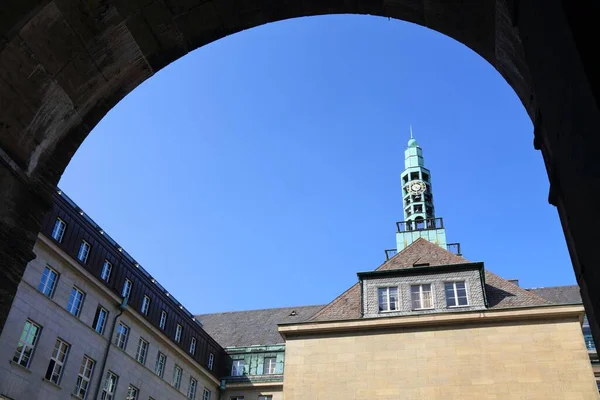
[{"left": 397, "top": 217, "right": 444, "bottom": 232}]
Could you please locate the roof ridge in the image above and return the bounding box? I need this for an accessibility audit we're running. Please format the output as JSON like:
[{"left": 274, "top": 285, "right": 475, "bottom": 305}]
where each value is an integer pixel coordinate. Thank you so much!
[
  {"left": 526, "top": 284, "right": 579, "bottom": 290},
  {"left": 196, "top": 304, "right": 325, "bottom": 317}
]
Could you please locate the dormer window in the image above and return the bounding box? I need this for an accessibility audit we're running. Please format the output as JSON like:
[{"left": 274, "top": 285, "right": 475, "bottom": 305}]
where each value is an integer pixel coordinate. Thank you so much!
[
  {"left": 378, "top": 287, "right": 399, "bottom": 312},
  {"left": 445, "top": 281, "right": 468, "bottom": 307},
  {"left": 411, "top": 284, "right": 433, "bottom": 310}
]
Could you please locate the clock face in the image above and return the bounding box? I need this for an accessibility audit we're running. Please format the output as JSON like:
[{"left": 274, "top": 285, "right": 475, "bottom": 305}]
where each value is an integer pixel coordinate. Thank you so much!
[{"left": 408, "top": 180, "right": 426, "bottom": 195}]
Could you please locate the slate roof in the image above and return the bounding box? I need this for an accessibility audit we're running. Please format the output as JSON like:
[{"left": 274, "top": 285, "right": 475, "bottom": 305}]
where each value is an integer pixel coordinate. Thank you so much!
[
  {"left": 528, "top": 285, "right": 582, "bottom": 304},
  {"left": 196, "top": 305, "right": 324, "bottom": 348},
  {"left": 310, "top": 238, "right": 551, "bottom": 322}
]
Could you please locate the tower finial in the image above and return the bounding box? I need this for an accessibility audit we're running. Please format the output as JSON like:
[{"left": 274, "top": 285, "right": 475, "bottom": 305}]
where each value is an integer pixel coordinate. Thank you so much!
[{"left": 410, "top": 124, "right": 413, "bottom": 139}]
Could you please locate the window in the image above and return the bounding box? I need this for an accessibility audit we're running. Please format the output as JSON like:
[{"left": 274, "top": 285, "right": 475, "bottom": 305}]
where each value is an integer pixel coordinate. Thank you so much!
[
  {"left": 45, "top": 338, "right": 70, "bottom": 384},
  {"left": 187, "top": 377, "right": 198, "bottom": 399},
  {"left": 101, "top": 371, "right": 118, "bottom": 400},
  {"left": 38, "top": 266, "right": 59, "bottom": 298},
  {"left": 67, "top": 287, "right": 85, "bottom": 317},
  {"left": 100, "top": 260, "right": 112, "bottom": 282},
  {"left": 411, "top": 284, "right": 433, "bottom": 310},
  {"left": 231, "top": 397, "right": 244, "bottom": 400},
  {"left": 141, "top": 295, "right": 151, "bottom": 315},
  {"left": 263, "top": 357, "right": 276, "bottom": 374},
  {"left": 231, "top": 360, "right": 244, "bottom": 376},
  {"left": 122, "top": 278, "right": 132, "bottom": 299},
  {"left": 135, "top": 338, "right": 149, "bottom": 364},
  {"left": 202, "top": 388, "right": 211, "bottom": 400},
  {"left": 190, "top": 337, "right": 197, "bottom": 355},
  {"left": 51, "top": 218, "right": 66, "bottom": 242},
  {"left": 172, "top": 365, "right": 183, "bottom": 389},
  {"left": 378, "top": 287, "right": 399, "bottom": 312},
  {"left": 115, "top": 322, "right": 129, "bottom": 350},
  {"left": 159, "top": 310, "right": 167, "bottom": 330},
  {"left": 127, "top": 385, "right": 139, "bottom": 400},
  {"left": 258, "top": 397, "right": 272, "bottom": 400},
  {"left": 73, "top": 355, "right": 95, "bottom": 399},
  {"left": 175, "top": 324, "right": 182, "bottom": 342},
  {"left": 445, "top": 281, "right": 468, "bottom": 307},
  {"left": 155, "top": 352, "right": 166, "bottom": 377},
  {"left": 93, "top": 306, "right": 108, "bottom": 335},
  {"left": 208, "top": 353, "right": 214, "bottom": 370},
  {"left": 78, "top": 240, "right": 91, "bottom": 263},
  {"left": 13, "top": 320, "right": 41, "bottom": 368}
]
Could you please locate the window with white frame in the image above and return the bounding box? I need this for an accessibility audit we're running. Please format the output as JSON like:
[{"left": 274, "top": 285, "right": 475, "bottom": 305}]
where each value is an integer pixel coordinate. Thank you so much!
[
  {"left": 93, "top": 306, "right": 108, "bottom": 335},
  {"left": 127, "top": 384, "right": 139, "bottom": 400},
  {"left": 258, "top": 396, "right": 272, "bottom": 400},
  {"left": 231, "top": 360, "right": 244, "bottom": 376},
  {"left": 208, "top": 353, "right": 214, "bottom": 370},
  {"left": 67, "top": 286, "right": 85, "bottom": 317},
  {"left": 410, "top": 284, "right": 433, "bottom": 310},
  {"left": 202, "top": 388, "right": 211, "bottom": 400},
  {"left": 263, "top": 357, "right": 276, "bottom": 374},
  {"left": 51, "top": 218, "right": 66, "bottom": 242},
  {"left": 115, "top": 322, "right": 129, "bottom": 350},
  {"left": 45, "top": 338, "right": 70, "bottom": 384},
  {"left": 172, "top": 365, "right": 183, "bottom": 389},
  {"left": 378, "top": 286, "right": 399, "bottom": 312},
  {"left": 38, "top": 266, "right": 59, "bottom": 298},
  {"left": 187, "top": 377, "right": 197, "bottom": 399},
  {"left": 100, "top": 260, "right": 112, "bottom": 282},
  {"left": 101, "top": 371, "right": 118, "bottom": 400},
  {"left": 135, "top": 338, "right": 148, "bottom": 365},
  {"left": 175, "top": 324, "right": 182, "bottom": 342},
  {"left": 190, "top": 337, "right": 197, "bottom": 355},
  {"left": 121, "top": 279, "right": 132, "bottom": 299},
  {"left": 445, "top": 281, "right": 468, "bottom": 307},
  {"left": 13, "top": 319, "right": 41, "bottom": 368},
  {"left": 155, "top": 352, "right": 166, "bottom": 377},
  {"left": 159, "top": 310, "right": 167, "bottom": 330},
  {"left": 78, "top": 240, "right": 91, "bottom": 263},
  {"left": 141, "top": 295, "right": 151, "bottom": 315},
  {"left": 73, "top": 355, "right": 95, "bottom": 399}
]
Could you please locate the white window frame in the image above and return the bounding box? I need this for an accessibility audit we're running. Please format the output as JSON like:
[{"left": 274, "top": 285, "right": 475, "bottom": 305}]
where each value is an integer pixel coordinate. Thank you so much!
[
  {"left": 115, "top": 322, "right": 129, "bottom": 350},
  {"left": 100, "top": 260, "right": 112, "bottom": 282},
  {"left": 78, "top": 240, "right": 91, "bottom": 264},
  {"left": 258, "top": 396, "right": 272, "bottom": 400},
  {"left": 190, "top": 337, "right": 197, "bottom": 355},
  {"left": 202, "top": 388, "right": 211, "bottom": 400},
  {"left": 172, "top": 365, "right": 183, "bottom": 389},
  {"left": 175, "top": 324, "right": 182, "bottom": 342},
  {"left": 67, "top": 286, "right": 85, "bottom": 317},
  {"left": 263, "top": 357, "right": 276, "bottom": 374},
  {"left": 141, "top": 295, "right": 151, "bottom": 315},
  {"left": 208, "top": 353, "right": 214, "bottom": 370},
  {"left": 410, "top": 283, "right": 434, "bottom": 310},
  {"left": 231, "top": 360, "right": 244, "bottom": 376},
  {"left": 13, "top": 319, "right": 41, "bottom": 368},
  {"left": 45, "top": 338, "right": 70, "bottom": 384},
  {"left": 94, "top": 306, "right": 108, "bottom": 335},
  {"left": 127, "top": 384, "right": 139, "bottom": 400},
  {"left": 39, "top": 266, "right": 59, "bottom": 298},
  {"left": 52, "top": 218, "right": 66, "bottom": 242},
  {"left": 159, "top": 310, "right": 167, "bottom": 330},
  {"left": 155, "top": 352, "right": 166, "bottom": 377},
  {"left": 101, "top": 371, "right": 118, "bottom": 400},
  {"left": 122, "top": 279, "right": 132, "bottom": 299},
  {"left": 377, "top": 286, "right": 399, "bottom": 312},
  {"left": 187, "top": 377, "right": 198, "bottom": 399},
  {"left": 73, "top": 355, "right": 95, "bottom": 399},
  {"left": 135, "top": 338, "right": 149, "bottom": 365},
  {"left": 445, "top": 281, "right": 469, "bottom": 308}
]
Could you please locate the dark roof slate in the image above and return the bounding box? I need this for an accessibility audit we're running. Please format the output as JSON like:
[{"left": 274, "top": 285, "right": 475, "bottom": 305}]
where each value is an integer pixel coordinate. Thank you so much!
[
  {"left": 196, "top": 305, "right": 324, "bottom": 348},
  {"left": 528, "top": 285, "right": 582, "bottom": 304}
]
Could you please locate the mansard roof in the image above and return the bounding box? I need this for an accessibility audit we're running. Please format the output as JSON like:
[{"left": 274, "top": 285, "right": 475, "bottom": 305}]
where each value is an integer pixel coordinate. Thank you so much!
[
  {"left": 196, "top": 305, "right": 324, "bottom": 348},
  {"left": 309, "top": 238, "right": 551, "bottom": 322}
]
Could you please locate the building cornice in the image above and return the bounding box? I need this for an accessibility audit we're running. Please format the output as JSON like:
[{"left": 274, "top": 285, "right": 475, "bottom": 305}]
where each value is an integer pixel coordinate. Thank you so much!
[{"left": 278, "top": 304, "right": 585, "bottom": 339}]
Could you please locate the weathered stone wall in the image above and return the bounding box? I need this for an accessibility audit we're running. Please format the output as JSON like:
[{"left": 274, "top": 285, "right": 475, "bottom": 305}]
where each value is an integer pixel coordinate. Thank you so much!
[{"left": 283, "top": 318, "right": 598, "bottom": 399}]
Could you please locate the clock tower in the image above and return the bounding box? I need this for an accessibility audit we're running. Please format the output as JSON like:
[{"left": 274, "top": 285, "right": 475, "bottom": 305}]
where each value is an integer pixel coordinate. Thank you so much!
[{"left": 394, "top": 129, "right": 448, "bottom": 253}]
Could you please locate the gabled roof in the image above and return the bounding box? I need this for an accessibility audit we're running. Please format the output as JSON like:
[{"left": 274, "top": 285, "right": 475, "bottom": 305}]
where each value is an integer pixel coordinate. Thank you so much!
[
  {"left": 528, "top": 285, "right": 582, "bottom": 304},
  {"left": 310, "top": 238, "right": 550, "bottom": 322},
  {"left": 196, "top": 305, "right": 324, "bottom": 348}
]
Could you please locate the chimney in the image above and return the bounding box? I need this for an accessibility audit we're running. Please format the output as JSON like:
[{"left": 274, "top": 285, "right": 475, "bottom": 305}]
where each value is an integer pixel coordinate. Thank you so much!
[{"left": 508, "top": 279, "right": 519, "bottom": 287}]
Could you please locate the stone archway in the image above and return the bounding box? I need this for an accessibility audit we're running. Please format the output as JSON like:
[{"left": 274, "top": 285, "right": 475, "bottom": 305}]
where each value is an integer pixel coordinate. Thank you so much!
[{"left": 1, "top": 0, "right": 600, "bottom": 346}]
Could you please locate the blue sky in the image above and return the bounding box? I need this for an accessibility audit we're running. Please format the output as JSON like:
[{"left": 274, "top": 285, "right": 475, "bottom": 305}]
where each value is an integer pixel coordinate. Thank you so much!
[{"left": 59, "top": 15, "right": 575, "bottom": 314}]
